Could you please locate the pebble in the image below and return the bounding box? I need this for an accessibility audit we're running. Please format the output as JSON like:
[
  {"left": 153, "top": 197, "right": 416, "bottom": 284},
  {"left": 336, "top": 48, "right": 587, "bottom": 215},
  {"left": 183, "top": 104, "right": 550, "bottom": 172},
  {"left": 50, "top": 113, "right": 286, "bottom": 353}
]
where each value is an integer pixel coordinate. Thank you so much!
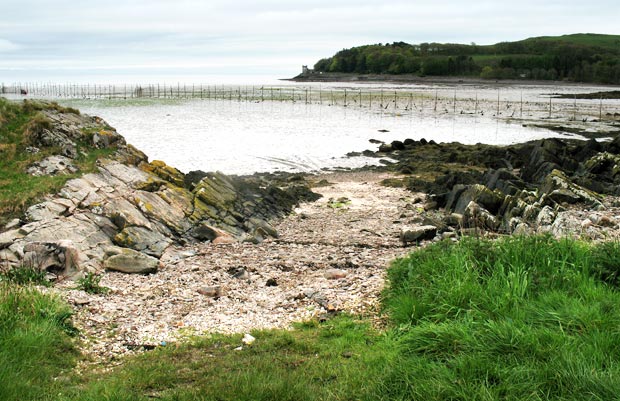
[
  {"left": 197, "top": 286, "right": 222, "bottom": 297},
  {"left": 54, "top": 172, "right": 421, "bottom": 366},
  {"left": 324, "top": 269, "right": 348, "bottom": 279}
]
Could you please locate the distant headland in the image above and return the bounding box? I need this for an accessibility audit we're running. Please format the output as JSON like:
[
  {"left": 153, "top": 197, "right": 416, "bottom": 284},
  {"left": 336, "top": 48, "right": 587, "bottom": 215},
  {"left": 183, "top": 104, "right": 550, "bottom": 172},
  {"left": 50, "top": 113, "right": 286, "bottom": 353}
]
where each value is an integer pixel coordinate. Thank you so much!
[{"left": 291, "top": 33, "right": 620, "bottom": 85}]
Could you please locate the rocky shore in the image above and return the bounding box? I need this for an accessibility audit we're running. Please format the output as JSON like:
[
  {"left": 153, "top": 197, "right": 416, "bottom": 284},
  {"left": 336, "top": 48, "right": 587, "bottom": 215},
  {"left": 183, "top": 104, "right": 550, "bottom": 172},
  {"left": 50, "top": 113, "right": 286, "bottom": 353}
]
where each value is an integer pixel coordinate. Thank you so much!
[
  {"left": 4, "top": 100, "right": 620, "bottom": 364},
  {"left": 0, "top": 103, "right": 317, "bottom": 279},
  {"left": 367, "top": 134, "right": 620, "bottom": 240}
]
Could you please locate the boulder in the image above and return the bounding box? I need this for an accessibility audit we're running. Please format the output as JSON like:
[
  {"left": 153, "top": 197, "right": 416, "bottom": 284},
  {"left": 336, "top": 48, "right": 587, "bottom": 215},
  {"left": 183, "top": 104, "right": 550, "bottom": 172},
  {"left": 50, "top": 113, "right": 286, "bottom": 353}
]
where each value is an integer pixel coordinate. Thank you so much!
[
  {"left": 536, "top": 206, "right": 556, "bottom": 227},
  {"left": 132, "top": 190, "right": 191, "bottom": 235},
  {"left": 540, "top": 169, "right": 603, "bottom": 208},
  {"left": 26, "top": 155, "right": 78, "bottom": 176},
  {"left": 21, "top": 240, "right": 92, "bottom": 278},
  {"left": 453, "top": 184, "right": 505, "bottom": 215},
  {"left": 113, "top": 226, "right": 173, "bottom": 258},
  {"left": 103, "top": 198, "right": 152, "bottom": 230},
  {"left": 391, "top": 140, "right": 405, "bottom": 150},
  {"left": 400, "top": 225, "right": 437, "bottom": 246},
  {"left": 103, "top": 247, "right": 159, "bottom": 274},
  {"left": 378, "top": 143, "right": 393, "bottom": 153},
  {"left": 462, "top": 201, "right": 499, "bottom": 231},
  {"left": 92, "top": 129, "right": 123, "bottom": 148}
]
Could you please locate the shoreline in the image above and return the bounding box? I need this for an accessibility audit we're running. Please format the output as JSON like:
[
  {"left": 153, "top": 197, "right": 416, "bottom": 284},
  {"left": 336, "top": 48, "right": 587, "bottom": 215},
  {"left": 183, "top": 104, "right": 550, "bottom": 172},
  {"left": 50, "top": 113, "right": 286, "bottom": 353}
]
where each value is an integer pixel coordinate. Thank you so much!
[{"left": 285, "top": 73, "right": 620, "bottom": 88}]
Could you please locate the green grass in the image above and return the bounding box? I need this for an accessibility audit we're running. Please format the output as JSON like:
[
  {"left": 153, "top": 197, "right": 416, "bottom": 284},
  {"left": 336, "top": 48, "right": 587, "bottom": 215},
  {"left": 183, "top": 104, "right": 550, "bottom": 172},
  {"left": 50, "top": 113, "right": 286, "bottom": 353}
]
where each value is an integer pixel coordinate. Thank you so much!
[
  {"left": 0, "top": 263, "right": 51, "bottom": 286},
  {"left": 0, "top": 283, "right": 78, "bottom": 401},
  {"left": 3, "top": 235, "right": 620, "bottom": 400},
  {"left": 74, "top": 273, "right": 110, "bottom": 294},
  {"left": 0, "top": 98, "right": 116, "bottom": 224},
  {"left": 55, "top": 318, "right": 393, "bottom": 401},
  {"left": 383, "top": 235, "right": 620, "bottom": 400}
]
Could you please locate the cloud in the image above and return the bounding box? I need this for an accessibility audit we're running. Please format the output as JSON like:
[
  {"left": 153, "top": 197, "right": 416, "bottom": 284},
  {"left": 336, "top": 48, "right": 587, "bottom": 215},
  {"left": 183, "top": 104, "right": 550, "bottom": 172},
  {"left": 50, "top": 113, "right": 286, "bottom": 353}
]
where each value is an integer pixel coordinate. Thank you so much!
[
  {"left": 0, "top": 39, "right": 19, "bottom": 51},
  {"left": 1, "top": 0, "right": 619, "bottom": 81}
]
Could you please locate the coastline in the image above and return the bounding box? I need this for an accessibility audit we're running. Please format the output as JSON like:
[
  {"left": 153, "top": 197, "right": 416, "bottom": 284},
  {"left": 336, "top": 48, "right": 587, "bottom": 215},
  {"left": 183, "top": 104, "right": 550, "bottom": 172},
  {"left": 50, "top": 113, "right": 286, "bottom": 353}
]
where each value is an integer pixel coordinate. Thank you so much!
[{"left": 285, "top": 72, "right": 620, "bottom": 88}]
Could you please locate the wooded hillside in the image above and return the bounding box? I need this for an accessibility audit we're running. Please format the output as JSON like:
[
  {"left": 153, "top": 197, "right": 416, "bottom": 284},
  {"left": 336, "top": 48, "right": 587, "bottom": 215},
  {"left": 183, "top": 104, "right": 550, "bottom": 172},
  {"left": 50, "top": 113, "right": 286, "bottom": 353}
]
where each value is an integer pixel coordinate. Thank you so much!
[{"left": 312, "top": 34, "right": 620, "bottom": 84}]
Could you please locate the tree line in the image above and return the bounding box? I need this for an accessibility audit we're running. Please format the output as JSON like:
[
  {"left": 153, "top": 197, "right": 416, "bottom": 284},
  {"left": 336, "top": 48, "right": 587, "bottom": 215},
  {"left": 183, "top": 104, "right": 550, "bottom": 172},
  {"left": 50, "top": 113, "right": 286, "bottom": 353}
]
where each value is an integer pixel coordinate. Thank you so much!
[{"left": 312, "top": 34, "right": 620, "bottom": 84}]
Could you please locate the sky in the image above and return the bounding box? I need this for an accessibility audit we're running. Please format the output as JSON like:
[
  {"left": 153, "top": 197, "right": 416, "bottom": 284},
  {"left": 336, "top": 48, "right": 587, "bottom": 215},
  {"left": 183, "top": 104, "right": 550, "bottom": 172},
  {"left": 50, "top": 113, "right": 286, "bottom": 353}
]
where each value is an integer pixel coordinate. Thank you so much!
[{"left": 0, "top": 0, "right": 618, "bottom": 83}]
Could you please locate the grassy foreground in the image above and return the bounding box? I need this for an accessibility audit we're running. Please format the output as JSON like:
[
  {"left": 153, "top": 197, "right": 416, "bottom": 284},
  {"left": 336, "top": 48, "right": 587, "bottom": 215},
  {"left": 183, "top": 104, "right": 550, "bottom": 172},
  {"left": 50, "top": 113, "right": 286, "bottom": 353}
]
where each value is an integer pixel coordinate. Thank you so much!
[{"left": 3, "top": 235, "right": 620, "bottom": 400}]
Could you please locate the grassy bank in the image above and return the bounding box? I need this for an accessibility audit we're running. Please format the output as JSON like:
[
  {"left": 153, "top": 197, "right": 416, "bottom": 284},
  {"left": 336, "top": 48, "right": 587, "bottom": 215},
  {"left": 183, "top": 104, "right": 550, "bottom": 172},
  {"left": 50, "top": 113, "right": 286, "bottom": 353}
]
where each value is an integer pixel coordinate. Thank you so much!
[
  {"left": 0, "top": 98, "right": 115, "bottom": 224},
  {"left": 3, "top": 235, "right": 620, "bottom": 400},
  {"left": 0, "top": 283, "right": 78, "bottom": 401}
]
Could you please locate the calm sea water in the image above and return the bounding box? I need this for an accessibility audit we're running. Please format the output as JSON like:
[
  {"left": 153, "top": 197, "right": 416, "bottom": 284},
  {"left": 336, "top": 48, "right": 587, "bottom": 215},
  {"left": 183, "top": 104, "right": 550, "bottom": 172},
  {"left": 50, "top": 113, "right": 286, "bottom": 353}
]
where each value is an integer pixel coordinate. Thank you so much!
[
  {"left": 61, "top": 96, "right": 579, "bottom": 175},
  {"left": 10, "top": 80, "right": 618, "bottom": 175}
]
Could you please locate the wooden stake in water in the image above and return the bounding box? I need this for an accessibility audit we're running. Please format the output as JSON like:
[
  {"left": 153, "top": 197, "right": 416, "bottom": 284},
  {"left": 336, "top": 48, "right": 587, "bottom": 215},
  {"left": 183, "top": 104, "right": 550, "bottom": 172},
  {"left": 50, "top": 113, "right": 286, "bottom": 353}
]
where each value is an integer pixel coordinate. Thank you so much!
[
  {"left": 344, "top": 88, "right": 347, "bottom": 107},
  {"left": 520, "top": 91, "right": 523, "bottom": 118},
  {"left": 573, "top": 94, "right": 577, "bottom": 121},
  {"left": 497, "top": 89, "right": 500, "bottom": 116},
  {"left": 600, "top": 94, "right": 603, "bottom": 120},
  {"left": 394, "top": 91, "right": 397, "bottom": 109},
  {"left": 434, "top": 89, "right": 438, "bottom": 112},
  {"left": 549, "top": 95, "right": 552, "bottom": 118},
  {"left": 474, "top": 91, "right": 478, "bottom": 115},
  {"left": 359, "top": 89, "right": 362, "bottom": 107},
  {"left": 453, "top": 87, "right": 457, "bottom": 114}
]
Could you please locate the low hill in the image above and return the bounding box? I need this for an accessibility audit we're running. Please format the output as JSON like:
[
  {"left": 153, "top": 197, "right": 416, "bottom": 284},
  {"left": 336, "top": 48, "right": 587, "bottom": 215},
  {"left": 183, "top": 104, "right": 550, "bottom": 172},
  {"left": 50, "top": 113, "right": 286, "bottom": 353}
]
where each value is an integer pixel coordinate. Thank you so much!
[{"left": 308, "top": 33, "right": 620, "bottom": 84}]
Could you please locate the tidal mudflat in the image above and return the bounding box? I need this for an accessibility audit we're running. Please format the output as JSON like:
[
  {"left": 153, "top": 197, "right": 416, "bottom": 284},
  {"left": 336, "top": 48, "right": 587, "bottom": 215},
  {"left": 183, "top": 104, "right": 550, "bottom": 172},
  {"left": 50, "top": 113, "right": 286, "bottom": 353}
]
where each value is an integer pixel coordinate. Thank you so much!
[{"left": 56, "top": 82, "right": 619, "bottom": 175}]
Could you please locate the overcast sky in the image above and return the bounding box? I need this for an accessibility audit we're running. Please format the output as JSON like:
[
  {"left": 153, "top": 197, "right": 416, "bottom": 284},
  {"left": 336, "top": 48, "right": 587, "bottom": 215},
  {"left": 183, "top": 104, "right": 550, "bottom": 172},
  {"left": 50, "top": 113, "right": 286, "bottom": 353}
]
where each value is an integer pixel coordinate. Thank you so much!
[{"left": 1, "top": 0, "right": 618, "bottom": 83}]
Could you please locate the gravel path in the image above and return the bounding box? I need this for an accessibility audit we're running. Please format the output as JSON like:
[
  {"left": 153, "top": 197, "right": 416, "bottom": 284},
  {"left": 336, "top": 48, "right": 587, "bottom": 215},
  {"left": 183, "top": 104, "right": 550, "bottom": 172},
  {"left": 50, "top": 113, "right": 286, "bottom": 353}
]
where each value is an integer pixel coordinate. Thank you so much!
[{"left": 57, "top": 171, "right": 419, "bottom": 362}]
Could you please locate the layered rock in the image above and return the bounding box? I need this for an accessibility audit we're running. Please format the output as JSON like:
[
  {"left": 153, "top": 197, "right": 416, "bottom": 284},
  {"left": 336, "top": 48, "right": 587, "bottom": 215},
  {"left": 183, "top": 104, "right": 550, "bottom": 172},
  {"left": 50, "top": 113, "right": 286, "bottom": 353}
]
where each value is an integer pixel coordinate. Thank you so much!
[
  {"left": 0, "top": 103, "right": 317, "bottom": 279},
  {"left": 374, "top": 134, "right": 620, "bottom": 238}
]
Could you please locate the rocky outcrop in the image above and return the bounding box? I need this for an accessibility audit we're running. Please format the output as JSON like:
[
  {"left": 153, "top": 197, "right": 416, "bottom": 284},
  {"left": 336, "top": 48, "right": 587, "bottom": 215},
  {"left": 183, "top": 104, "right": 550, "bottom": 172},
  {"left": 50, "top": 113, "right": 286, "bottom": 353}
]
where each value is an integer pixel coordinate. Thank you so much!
[
  {"left": 374, "top": 134, "right": 620, "bottom": 237},
  {"left": 1, "top": 103, "right": 318, "bottom": 279}
]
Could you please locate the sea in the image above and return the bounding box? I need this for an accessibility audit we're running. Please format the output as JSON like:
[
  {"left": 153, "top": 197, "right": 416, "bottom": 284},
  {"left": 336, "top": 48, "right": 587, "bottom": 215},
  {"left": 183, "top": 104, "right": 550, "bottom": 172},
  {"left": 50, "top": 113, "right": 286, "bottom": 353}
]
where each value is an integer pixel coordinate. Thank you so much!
[{"left": 3, "top": 75, "right": 619, "bottom": 175}]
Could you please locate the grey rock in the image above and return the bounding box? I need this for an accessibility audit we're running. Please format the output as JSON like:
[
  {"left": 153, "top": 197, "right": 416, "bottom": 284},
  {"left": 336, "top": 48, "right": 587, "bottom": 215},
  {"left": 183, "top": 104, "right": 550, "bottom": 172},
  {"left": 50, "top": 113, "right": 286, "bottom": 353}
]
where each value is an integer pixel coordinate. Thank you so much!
[
  {"left": 27, "top": 155, "right": 78, "bottom": 176},
  {"left": 99, "top": 161, "right": 152, "bottom": 188},
  {"left": 4, "top": 219, "right": 21, "bottom": 230},
  {"left": 0, "top": 229, "right": 24, "bottom": 248},
  {"left": 197, "top": 286, "right": 222, "bottom": 297},
  {"left": 454, "top": 184, "right": 505, "bottom": 215},
  {"left": 540, "top": 169, "right": 603, "bottom": 208},
  {"left": 104, "top": 247, "right": 159, "bottom": 274},
  {"left": 132, "top": 190, "right": 191, "bottom": 235},
  {"left": 26, "top": 200, "right": 70, "bottom": 222},
  {"left": 324, "top": 269, "right": 347, "bottom": 279},
  {"left": 536, "top": 206, "right": 556, "bottom": 227},
  {"left": 462, "top": 201, "right": 499, "bottom": 231},
  {"left": 0, "top": 249, "right": 19, "bottom": 265},
  {"left": 113, "top": 226, "right": 172, "bottom": 258},
  {"left": 21, "top": 240, "right": 86, "bottom": 278},
  {"left": 103, "top": 198, "right": 152, "bottom": 230},
  {"left": 400, "top": 225, "right": 437, "bottom": 246}
]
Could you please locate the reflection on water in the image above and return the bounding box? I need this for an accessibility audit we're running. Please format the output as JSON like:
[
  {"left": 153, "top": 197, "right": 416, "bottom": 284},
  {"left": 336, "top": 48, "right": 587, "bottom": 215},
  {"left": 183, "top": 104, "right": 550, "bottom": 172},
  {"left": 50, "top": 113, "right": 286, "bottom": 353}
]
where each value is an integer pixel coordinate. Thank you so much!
[{"left": 64, "top": 97, "right": 582, "bottom": 175}]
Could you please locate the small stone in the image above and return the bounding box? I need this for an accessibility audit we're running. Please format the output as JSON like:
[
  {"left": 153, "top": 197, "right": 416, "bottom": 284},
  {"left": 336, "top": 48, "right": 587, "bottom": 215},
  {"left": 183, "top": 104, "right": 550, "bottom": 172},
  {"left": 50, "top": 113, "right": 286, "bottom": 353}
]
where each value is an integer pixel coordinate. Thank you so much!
[
  {"left": 242, "top": 333, "right": 256, "bottom": 345},
  {"left": 266, "top": 278, "right": 278, "bottom": 287},
  {"left": 324, "top": 269, "right": 347, "bottom": 280},
  {"left": 593, "top": 215, "right": 616, "bottom": 228},
  {"left": 197, "top": 286, "right": 222, "bottom": 298}
]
